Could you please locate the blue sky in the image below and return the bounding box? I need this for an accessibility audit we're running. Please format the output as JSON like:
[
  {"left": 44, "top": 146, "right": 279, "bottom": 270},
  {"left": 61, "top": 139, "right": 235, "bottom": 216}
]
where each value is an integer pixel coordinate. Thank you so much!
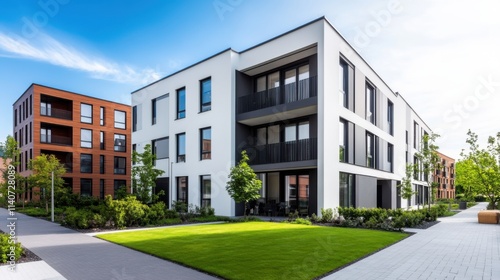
[{"left": 1, "top": 0, "right": 500, "bottom": 159}]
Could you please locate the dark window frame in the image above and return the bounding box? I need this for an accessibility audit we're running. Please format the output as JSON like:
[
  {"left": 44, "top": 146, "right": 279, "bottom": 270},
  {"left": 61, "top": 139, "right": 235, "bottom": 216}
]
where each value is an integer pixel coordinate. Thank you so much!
[
  {"left": 152, "top": 99, "right": 157, "bottom": 125},
  {"left": 114, "top": 134, "right": 126, "bottom": 152},
  {"left": 366, "top": 132, "right": 375, "bottom": 168},
  {"left": 80, "top": 179, "right": 92, "bottom": 197},
  {"left": 200, "top": 127, "right": 211, "bottom": 160},
  {"left": 81, "top": 103, "right": 93, "bottom": 124},
  {"left": 80, "top": 154, "right": 93, "bottom": 174},
  {"left": 200, "top": 175, "right": 211, "bottom": 208},
  {"left": 80, "top": 129, "right": 92, "bottom": 148},
  {"left": 176, "top": 87, "right": 186, "bottom": 119},
  {"left": 176, "top": 176, "right": 188, "bottom": 204},
  {"left": 114, "top": 156, "right": 126, "bottom": 175},
  {"left": 176, "top": 133, "right": 186, "bottom": 162},
  {"left": 366, "top": 82, "right": 376, "bottom": 124},
  {"left": 200, "top": 78, "right": 212, "bottom": 112},
  {"left": 114, "top": 110, "right": 126, "bottom": 129}
]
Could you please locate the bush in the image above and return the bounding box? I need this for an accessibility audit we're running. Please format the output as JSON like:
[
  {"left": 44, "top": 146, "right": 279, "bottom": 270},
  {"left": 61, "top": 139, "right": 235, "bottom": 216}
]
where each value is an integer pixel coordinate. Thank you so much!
[
  {"left": 62, "top": 207, "right": 94, "bottom": 229},
  {"left": 105, "top": 195, "right": 147, "bottom": 228},
  {"left": 146, "top": 202, "right": 168, "bottom": 224},
  {"left": 320, "top": 208, "right": 334, "bottom": 223},
  {"left": 291, "top": 217, "right": 312, "bottom": 225},
  {"left": 310, "top": 213, "right": 319, "bottom": 223},
  {"left": 190, "top": 216, "right": 231, "bottom": 223},
  {"left": 172, "top": 200, "right": 188, "bottom": 213},
  {"left": 0, "top": 233, "right": 23, "bottom": 264}
]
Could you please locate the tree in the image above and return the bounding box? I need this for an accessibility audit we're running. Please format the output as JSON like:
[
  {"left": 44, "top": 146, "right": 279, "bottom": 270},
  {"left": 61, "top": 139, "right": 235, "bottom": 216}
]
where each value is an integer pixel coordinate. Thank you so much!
[
  {"left": 398, "top": 164, "right": 418, "bottom": 210},
  {"left": 28, "top": 154, "right": 66, "bottom": 213},
  {"left": 226, "top": 150, "right": 262, "bottom": 216},
  {"left": 132, "top": 144, "right": 165, "bottom": 204},
  {"left": 0, "top": 136, "right": 25, "bottom": 207},
  {"left": 414, "top": 132, "right": 441, "bottom": 209},
  {"left": 459, "top": 130, "right": 500, "bottom": 209},
  {"left": 455, "top": 159, "right": 477, "bottom": 201}
]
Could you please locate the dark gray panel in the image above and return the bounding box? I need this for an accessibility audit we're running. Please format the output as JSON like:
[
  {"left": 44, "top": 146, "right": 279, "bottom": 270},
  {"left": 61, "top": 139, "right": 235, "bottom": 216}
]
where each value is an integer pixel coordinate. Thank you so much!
[
  {"left": 356, "top": 174, "right": 377, "bottom": 208},
  {"left": 348, "top": 121, "right": 355, "bottom": 164}
]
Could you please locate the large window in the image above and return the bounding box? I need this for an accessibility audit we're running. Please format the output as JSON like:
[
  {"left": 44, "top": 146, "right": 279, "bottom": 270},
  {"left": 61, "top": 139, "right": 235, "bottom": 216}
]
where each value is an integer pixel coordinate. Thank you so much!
[
  {"left": 387, "top": 101, "right": 394, "bottom": 135},
  {"left": 200, "top": 127, "right": 211, "bottom": 160},
  {"left": 114, "top": 134, "right": 126, "bottom": 152},
  {"left": 177, "top": 133, "right": 186, "bottom": 162},
  {"left": 99, "top": 155, "right": 105, "bottom": 174},
  {"left": 114, "top": 157, "right": 126, "bottom": 175},
  {"left": 339, "top": 172, "right": 355, "bottom": 207},
  {"left": 81, "top": 103, "right": 92, "bottom": 123},
  {"left": 414, "top": 121, "right": 419, "bottom": 149},
  {"left": 41, "top": 128, "right": 51, "bottom": 143},
  {"left": 151, "top": 99, "right": 157, "bottom": 125},
  {"left": 41, "top": 102, "right": 51, "bottom": 116},
  {"left": 114, "top": 110, "right": 126, "bottom": 129},
  {"left": 366, "top": 132, "right": 375, "bottom": 168},
  {"left": 80, "top": 179, "right": 92, "bottom": 197},
  {"left": 339, "top": 119, "right": 347, "bottom": 162},
  {"left": 388, "top": 143, "right": 394, "bottom": 173},
  {"left": 100, "top": 131, "right": 105, "bottom": 150},
  {"left": 200, "top": 78, "right": 211, "bottom": 112},
  {"left": 81, "top": 129, "right": 92, "bottom": 148},
  {"left": 80, "top": 154, "right": 92, "bottom": 173},
  {"left": 366, "top": 83, "right": 376, "bottom": 124},
  {"left": 99, "top": 179, "right": 105, "bottom": 199},
  {"left": 152, "top": 137, "right": 169, "bottom": 160},
  {"left": 114, "top": 180, "right": 126, "bottom": 198},
  {"left": 132, "top": 105, "right": 138, "bottom": 131},
  {"left": 177, "top": 176, "right": 188, "bottom": 204},
  {"left": 177, "top": 87, "right": 186, "bottom": 119},
  {"left": 100, "top": 107, "right": 105, "bottom": 126},
  {"left": 201, "top": 175, "right": 211, "bottom": 207}
]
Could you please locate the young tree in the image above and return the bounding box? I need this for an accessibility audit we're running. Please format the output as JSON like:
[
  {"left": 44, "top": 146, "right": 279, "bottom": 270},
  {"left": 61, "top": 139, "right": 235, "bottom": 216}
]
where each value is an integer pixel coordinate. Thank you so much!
[
  {"left": 28, "top": 154, "right": 66, "bottom": 213},
  {"left": 414, "top": 132, "right": 441, "bottom": 209},
  {"left": 132, "top": 144, "right": 165, "bottom": 204},
  {"left": 0, "top": 136, "right": 25, "bottom": 207},
  {"left": 226, "top": 150, "right": 262, "bottom": 216},
  {"left": 398, "top": 164, "right": 418, "bottom": 210},
  {"left": 459, "top": 130, "right": 500, "bottom": 209},
  {"left": 455, "top": 159, "right": 477, "bottom": 201}
]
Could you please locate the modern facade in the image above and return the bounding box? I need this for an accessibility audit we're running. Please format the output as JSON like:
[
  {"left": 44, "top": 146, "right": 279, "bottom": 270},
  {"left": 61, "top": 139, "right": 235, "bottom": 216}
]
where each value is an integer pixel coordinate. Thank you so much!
[
  {"left": 131, "top": 17, "right": 432, "bottom": 216},
  {"left": 13, "top": 84, "right": 131, "bottom": 201},
  {"left": 434, "top": 152, "right": 455, "bottom": 199}
]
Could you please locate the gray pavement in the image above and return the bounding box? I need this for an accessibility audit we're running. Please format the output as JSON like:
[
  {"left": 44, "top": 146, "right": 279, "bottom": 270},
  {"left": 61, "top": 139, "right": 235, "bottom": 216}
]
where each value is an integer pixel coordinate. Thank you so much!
[
  {"left": 0, "top": 208, "right": 217, "bottom": 280},
  {"left": 323, "top": 202, "right": 500, "bottom": 280}
]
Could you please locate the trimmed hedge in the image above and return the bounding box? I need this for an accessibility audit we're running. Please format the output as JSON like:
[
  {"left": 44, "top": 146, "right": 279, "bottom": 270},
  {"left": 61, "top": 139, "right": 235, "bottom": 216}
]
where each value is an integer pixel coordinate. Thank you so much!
[{"left": 0, "top": 233, "right": 23, "bottom": 264}]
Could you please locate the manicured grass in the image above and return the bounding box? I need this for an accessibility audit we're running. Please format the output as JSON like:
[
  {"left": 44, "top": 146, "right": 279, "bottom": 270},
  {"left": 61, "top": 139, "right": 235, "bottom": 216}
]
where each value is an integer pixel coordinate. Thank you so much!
[{"left": 98, "top": 222, "right": 407, "bottom": 280}]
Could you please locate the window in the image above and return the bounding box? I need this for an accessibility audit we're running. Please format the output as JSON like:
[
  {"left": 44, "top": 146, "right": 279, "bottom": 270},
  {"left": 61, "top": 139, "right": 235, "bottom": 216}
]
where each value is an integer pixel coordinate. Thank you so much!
[
  {"left": 99, "top": 180, "right": 105, "bottom": 200},
  {"left": 100, "top": 131, "right": 105, "bottom": 150},
  {"left": 414, "top": 156, "right": 419, "bottom": 180},
  {"left": 81, "top": 129, "right": 92, "bottom": 148},
  {"left": 41, "top": 128, "right": 51, "bottom": 143},
  {"left": 388, "top": 143, "right": 394, "bottom": 172},
  {"left": 339, "top": 60, "right": 348, "bottom": 108},
  {"left": 80, "top": 154, "right": 92, "bottom": 173},
  {"left": 41, "top": 102, "right": 51, "bottom": 116},
  {"left": 200, "top": 78, "right": 211, "bottom": 112},
  {"left": 114, "top": 157, "right": 126, "bottom": 175},
  {"left": 30, "top": 95, "right": 32, "bottom": 116},
  {"left": 25, "top": 124, "right": 28, "bottom": 145},
  {"left": 387, "top": 101, "right": 394, "bottom": 135},
  {"left": 80, "top": 179, "right": 92, "bottom": 197},
  {"left": 114, "top": 134, "right": 126, "bottom": 152},
  {"left": 151, "top": 99, "right": 157, "bottom": 125},
  {"left": 152, "top": 137, "right": 169, "bottom": 160},
  {"left": 366, "top": 83, "right": 376, "bottom": 124},
  {"left": 200, "top": 128, "right": 211, "bottom": 160},
  {"left": 100, "top": 155, "right": 105, "bottom": 174},
  {"left": 366, "top": 132, "right": 375, "bottom": 168},
  {"left": 81, "top": 103, "right": 92, "bottom": 123},
  {"left": 132, "top": 144, "right": 137, "bottom": 165},
  {"left": 201, "top": 175, "right": 211, "bottom": 207},
  {"left": 176, "top": 133, "right": 186, "bottom": 162},
  {"left": 339, "top": 119, "right": 347, "bottom": 162},
  {"left": 177, "top": 88, "right": 186, "bottom": 119},
  {"left": 100, "top": 107, "right": 105, "bottom": 126},
  {"left": 114, "top": 110, "right": 126, "bottom": 129},
  {"left": 114, "top": 180, "right": 126, "bottom": 198},
  {"left": 339, "top": 172, "right": 355, "bottom": 207},
  {"left": 14, "top": 109, "right": 17, "bottom": 126},
  {"left": 132, "top": 106, "right": 138, "bottom": 131},
  {"left": 414, "top": 122, "right": 419, "bottom": 149},
  {"left": 29, "top": 122, "right": 32, "bottom": 143},
  {"left": 177, "top": 176, "right": 188, "bottom": 204}
]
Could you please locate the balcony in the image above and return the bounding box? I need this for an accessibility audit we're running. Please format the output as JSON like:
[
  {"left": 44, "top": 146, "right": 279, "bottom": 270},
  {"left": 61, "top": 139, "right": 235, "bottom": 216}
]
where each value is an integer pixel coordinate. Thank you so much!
[
  {"left": 41, "top": 135, "right": 72, "bottom": 146},
  {"left": 247, "top": 138, "right": 317, "bottom": 165},
  {"left": 238, "top": 76, "right": 317, "bottom": 114},
  {"left": 40, "top": 94, "right": 73, "bottom": 121},
  {"left": 41, "top": 107, "right": 72, "bottom": 120}
]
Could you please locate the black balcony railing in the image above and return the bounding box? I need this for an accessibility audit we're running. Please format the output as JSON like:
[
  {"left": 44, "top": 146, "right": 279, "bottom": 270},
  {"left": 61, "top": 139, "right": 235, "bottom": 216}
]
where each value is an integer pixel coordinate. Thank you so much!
[
  {"left": 247, "top": 138, "right": 317, "bottom": 165},
  {"left": 41, "top": 107, "right": 72, "bottom": 120},
  {"left": 238, "top": 76, "right": 317, "bottom": 113}
]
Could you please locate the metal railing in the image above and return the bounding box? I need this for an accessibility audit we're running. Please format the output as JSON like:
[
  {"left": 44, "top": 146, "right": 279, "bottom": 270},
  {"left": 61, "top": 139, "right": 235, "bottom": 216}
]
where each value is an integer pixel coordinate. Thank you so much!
[{"left": 247, "top": 138, "right": 317, "bottom": 165}]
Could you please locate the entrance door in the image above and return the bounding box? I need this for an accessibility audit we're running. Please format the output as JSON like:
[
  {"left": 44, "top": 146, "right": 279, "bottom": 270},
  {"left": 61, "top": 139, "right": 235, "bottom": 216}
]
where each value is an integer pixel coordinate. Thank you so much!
[{"left": 285, "top": 174, "right": 309, "bottom": 215}]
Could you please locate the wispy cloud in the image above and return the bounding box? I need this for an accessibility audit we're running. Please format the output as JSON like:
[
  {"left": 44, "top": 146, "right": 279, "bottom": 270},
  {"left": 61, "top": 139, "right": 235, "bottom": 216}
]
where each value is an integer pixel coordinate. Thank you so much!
[{"left": 0, "top": 32, "right": 160, "bottom": 85}]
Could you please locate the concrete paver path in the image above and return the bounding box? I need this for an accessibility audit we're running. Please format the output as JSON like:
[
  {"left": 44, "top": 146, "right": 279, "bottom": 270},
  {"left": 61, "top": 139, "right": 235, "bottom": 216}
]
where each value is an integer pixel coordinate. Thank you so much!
[
  {"left": 323, "top": 202, "right": 500, "bottom": 280},
  {"left": 0, "top": 208, "right": 217, "bottom": 280}
]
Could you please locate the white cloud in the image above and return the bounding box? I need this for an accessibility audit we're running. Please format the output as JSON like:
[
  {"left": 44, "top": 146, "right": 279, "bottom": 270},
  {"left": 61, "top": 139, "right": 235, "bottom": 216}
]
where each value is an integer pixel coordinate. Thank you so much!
[{"left": 0, "top": 32, "right": 160, "bottom": 85}]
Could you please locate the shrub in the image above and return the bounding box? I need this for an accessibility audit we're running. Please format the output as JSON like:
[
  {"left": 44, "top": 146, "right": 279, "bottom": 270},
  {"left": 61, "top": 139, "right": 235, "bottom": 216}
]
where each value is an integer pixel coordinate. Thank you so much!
[
  {"left": 165, "top": 209, "right": 179, "bottom": 219},
  {"left": 320, "top": 208, "right": 334, "bottom": 223},
  {"left": 310, "top": 213, "right": 319, "bottom": 223},
  {"left": 62, "top": 208, "right": 94, "bottom": 229},
  {"left": 146, "top": 202, "right": 168, "bottom": 224},
  {"left": 291, "top": 217, "right": 312, "bottom": 225},
  {"left": 0, "top": 233, "right": 23, "bottom": 264},
  {"left": 172, "top": 200, "right": 188, "bottom": 213},
  {"left": 190, "top": 216, "right": 231, "bottom": 223}
]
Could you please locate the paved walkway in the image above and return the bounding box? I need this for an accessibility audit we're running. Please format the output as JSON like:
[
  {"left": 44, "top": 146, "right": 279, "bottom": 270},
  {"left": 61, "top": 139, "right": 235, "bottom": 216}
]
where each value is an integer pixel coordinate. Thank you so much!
[
  {"left": 323, "top": 202, "right": 500, "bottom": 280},
  {"left": 0, "top": 208, "right": 217, "bottom": 280}
]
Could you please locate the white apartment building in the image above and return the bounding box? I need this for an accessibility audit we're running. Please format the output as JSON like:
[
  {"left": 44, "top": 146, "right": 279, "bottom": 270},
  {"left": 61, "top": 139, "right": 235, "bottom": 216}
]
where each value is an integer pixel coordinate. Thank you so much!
[{"left": 131, "top": 17, "right": 431, "bottom": 216}]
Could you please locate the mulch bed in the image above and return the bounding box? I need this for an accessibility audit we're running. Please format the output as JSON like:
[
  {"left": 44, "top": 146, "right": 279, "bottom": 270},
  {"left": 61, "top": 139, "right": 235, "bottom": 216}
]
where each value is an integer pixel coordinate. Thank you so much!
[{"left": 0, "top": 229, "right": 42, "bottom": 266}]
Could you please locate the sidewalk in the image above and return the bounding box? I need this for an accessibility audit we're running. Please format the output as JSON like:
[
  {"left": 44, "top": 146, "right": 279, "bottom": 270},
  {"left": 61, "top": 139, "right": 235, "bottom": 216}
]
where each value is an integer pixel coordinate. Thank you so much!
[
  {"left": 0, "top": 208, "right": 217, "bottom": 280},
  {"left": 322, "top": 202, "right": 500, "bottom": 280}
]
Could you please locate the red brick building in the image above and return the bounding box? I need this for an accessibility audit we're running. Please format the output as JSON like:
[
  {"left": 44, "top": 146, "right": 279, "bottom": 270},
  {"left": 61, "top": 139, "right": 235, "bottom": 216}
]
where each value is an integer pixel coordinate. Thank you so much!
[
  {"left": 434, "top": 152, "right": 455, "bottom": 199},
  {"left": 13, "top": 84, "right": 131, "bottom": 201}
]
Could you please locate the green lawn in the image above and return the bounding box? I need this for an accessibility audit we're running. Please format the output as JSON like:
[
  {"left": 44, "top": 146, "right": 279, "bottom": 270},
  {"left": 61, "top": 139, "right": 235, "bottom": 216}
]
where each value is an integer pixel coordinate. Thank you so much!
[{"left": 98, "top": 222, "right": 407, "bottom": 280}]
